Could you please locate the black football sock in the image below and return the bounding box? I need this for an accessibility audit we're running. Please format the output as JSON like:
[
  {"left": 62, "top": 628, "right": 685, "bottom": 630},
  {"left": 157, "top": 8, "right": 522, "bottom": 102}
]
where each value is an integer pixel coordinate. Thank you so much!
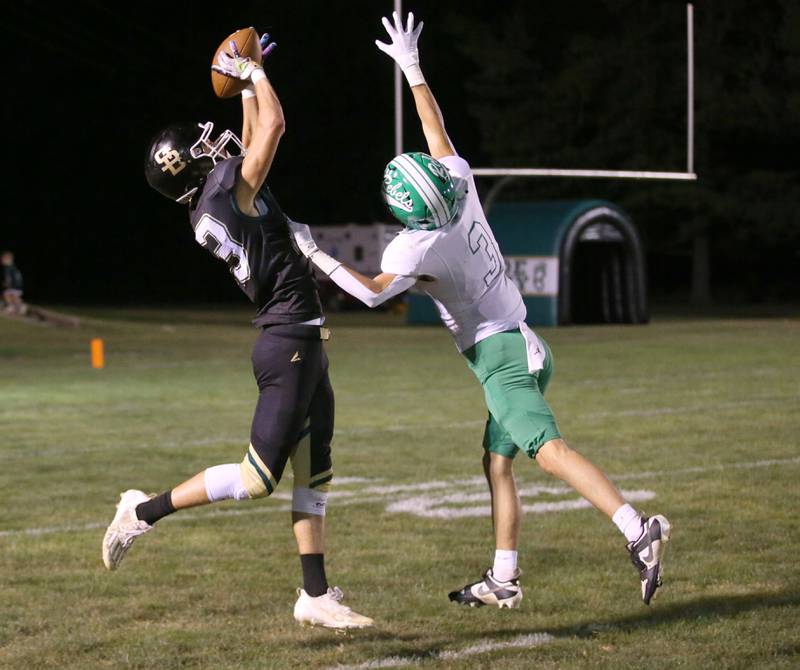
[
  {"left": 135, "top": 491, "right": 176, "bottom": 525},
  {"left": 300, "top": 553, "right": 329, "bottom": 597}
]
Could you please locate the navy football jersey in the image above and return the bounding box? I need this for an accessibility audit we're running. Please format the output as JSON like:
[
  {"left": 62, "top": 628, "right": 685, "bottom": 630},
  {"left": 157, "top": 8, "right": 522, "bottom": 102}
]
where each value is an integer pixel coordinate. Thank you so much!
[{"left": 189, "top": 156, "right": 322, "bottom": 326}]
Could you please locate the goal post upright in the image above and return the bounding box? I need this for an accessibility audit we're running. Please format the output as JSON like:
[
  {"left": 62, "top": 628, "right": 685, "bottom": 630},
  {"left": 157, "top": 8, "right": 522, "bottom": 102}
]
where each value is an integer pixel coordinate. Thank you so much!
[
  {"left": 687, "top": 2, "right": 695, "bottom": 176},
  {"left": 393, "top": 0, "right": 403, "bottom": 157}
]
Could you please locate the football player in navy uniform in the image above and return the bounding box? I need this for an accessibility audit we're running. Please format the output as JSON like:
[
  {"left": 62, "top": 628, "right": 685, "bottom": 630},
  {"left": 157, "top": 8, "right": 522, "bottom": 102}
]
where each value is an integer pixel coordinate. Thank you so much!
[{"left": 102, "top": 35, "right": 372, "bottom": 630}]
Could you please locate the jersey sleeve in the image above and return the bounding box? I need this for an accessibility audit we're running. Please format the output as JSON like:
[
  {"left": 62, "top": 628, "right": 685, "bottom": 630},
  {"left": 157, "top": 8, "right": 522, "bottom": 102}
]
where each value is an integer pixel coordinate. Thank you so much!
[
  {"left": 439, "top": 155, "right": 472, "bottom": 180},
  {"left": 380, "top": 234, "right": 425, "bottom": 276}
]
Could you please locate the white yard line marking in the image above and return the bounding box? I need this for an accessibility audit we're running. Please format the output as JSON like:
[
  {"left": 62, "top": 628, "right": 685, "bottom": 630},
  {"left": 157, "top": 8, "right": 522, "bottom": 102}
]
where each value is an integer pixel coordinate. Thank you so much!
[
  {"left": 386, "top": 487, "right": 655, "bottom": 519},
  {"left": 1, "top": 457, "right": 798, "bottom": 538},
  {"left": 328, "top": 633, "right": 555, "bottom": 670}
]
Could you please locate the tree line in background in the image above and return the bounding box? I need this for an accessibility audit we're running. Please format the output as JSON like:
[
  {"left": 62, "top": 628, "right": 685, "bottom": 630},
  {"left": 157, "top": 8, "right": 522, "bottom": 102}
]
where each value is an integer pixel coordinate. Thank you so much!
[{"left": 447, "top": 0, "right": 799, "bottom": 303}]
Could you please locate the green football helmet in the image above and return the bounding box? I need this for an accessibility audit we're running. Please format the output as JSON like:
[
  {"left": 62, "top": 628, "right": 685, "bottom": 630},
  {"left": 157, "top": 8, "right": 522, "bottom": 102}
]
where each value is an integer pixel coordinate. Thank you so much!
[{"left": 382, "top": 152, "right": 460, "bottom": 230}]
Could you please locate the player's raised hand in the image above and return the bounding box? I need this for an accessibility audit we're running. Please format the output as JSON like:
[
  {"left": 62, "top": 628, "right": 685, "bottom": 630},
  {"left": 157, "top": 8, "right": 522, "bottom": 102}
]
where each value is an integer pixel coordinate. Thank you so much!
[
  {"left": 375, "top": 12, "right": 425, "bottom": 86},
  {"left": 212, "top": 40, "right": 263, "bottom": 80},
  {"left": 376, "top": 11, "right": 423, "bottom": 69}
]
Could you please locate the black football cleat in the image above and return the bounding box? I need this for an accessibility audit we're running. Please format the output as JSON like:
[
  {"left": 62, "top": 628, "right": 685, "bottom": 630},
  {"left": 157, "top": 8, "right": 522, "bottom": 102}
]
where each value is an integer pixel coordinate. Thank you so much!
[{"left": 448, "top": 568, "right": 523, "bottom": 608}]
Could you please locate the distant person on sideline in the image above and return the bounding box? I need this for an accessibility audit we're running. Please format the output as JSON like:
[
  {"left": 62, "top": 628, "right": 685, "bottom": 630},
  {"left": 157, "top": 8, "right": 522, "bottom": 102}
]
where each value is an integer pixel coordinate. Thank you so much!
[
  {"left": 1, "top": 251, "right": 26, "bottom": 315},
  {"left": 289, "top": 12, "right": 672, "bottom": 609},
  {"left": 101, "top": 33, "right": 372, "bottom": 630}
]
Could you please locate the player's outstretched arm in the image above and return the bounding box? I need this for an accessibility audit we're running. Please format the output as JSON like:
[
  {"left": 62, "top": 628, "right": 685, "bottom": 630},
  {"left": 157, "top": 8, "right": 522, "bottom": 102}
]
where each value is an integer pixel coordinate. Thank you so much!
[
  {"left": 239, "top": 70, "right": 284, "bottom": 200},
  {"left": 213, "top": 36, "right": 284, "bottom": 210},
  {"left": 240, "top": 33, "right": 276, "bottom": 149},
  {"left": 376, "top": 12, "right": 455, "bottom": 159},
  {"left": 288, "top": 220, "right": 416, "bottom": 307}
]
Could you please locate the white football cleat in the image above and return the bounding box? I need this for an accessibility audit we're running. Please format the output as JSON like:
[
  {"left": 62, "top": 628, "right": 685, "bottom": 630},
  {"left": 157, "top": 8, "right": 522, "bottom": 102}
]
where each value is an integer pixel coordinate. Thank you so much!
[
  {"left": 102, "top": 489, "right": 153, "bottom": 570},
  {"left": 293, "top": 587, "right": 374, "bottom": 629}
]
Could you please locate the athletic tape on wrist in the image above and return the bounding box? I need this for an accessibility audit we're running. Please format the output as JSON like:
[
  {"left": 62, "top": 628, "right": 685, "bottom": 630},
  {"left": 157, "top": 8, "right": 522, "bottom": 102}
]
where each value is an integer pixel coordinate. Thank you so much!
[
  {"left": 241, "top": 87, "right": 256, "bottom": 99},
  {"left": 403, "top": 64, "right": 426, "bottom": 87},
  {"left": 250, "top": 68, "right": 267, "bottom": 84},
  {"left": 310, "top": 250, "right": 342, "bottom": 276}
]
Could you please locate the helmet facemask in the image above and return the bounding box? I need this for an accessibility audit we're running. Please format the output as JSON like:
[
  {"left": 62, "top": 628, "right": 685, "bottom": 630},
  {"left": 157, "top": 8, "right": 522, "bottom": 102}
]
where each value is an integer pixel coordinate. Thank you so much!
[
  {"left": 191, "top": 121, "right": 245, "bottom": 164},
  {"left": 172, "top": 122, "right": 245, "bottom": 204}
]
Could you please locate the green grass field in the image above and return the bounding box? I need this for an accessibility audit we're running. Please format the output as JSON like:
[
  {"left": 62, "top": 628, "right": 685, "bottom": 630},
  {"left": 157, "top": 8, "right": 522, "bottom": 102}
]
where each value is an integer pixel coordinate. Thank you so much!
[{"left": 2, "top": 307, "right": 799, "bottom": 669}]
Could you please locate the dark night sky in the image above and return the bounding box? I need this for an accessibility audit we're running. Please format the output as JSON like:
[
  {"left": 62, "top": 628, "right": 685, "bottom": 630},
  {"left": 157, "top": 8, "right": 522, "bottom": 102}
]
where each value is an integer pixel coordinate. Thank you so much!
[
  {"left": 4, "top": 1, "right": 798, "bottom": 304},
  {"left": 6, "top": 1, "right": 497, "bottom": 303}
]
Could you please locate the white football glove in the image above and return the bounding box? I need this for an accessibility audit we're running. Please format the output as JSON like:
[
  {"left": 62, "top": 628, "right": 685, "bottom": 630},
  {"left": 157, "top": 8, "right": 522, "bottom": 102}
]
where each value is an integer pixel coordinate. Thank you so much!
[
  {"left": 212, "top": 40, "right": 264, "bottom": 81},
  {"left": 288, "top": 220, "right": 341, "bottom": 276},
  {"left": 288, "top": 220, "right": 318, "bottom": 258},
  {"left": 375, "top": 11, "right": 425, "bottom": 87},
  {"left": 212, "top": 52, "right": 262, "bottom": 81}
]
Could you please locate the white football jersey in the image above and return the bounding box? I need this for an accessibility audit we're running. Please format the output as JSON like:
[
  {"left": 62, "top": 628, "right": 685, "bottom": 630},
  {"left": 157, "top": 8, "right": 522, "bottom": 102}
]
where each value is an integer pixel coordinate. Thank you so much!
[{"left": 381, "top": 155, "right": 526, "bottom": 352}]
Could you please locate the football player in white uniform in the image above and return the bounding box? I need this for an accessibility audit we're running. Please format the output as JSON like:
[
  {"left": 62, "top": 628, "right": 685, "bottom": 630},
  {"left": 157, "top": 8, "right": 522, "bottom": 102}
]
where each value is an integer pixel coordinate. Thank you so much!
[{"left": 290, "top": 12, "right": 671, "bottom": 608}]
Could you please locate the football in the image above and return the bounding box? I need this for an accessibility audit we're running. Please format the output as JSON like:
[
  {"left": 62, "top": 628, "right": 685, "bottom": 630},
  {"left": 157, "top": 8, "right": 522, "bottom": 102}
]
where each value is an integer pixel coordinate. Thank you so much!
[{"left": 211, "top": 27, "right": 262, "bottom": 98}]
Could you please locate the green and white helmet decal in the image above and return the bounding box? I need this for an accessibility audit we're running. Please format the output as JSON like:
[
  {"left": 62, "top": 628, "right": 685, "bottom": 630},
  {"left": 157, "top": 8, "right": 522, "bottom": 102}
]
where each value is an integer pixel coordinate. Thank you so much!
[{"left": 382, "top": 152, "right": 461, "bottom": 230}]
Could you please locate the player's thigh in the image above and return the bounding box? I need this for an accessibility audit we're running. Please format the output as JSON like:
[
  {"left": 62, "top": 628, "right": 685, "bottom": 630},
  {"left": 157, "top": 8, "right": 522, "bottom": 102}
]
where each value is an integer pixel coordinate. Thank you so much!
[
  {"left": 482, "top": 412, "right": 520, "bottom": 459},
  {"left": 537, "top": 337, "right": 555, "bottom": 396},
  {"left": 291, "top": 365, "right": 334, "bottom": 492},
  {"left": 483, "top": 367, "right": 561, "bottom": 459},
  {"left": 249, "top": 332, "right": 325, "bottom": 484}
]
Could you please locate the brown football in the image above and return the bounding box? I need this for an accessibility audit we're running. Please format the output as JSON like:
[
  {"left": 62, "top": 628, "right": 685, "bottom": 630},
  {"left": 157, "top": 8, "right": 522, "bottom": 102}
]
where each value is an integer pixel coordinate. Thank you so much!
[{"left": 211, "top": 27, "right": 262, "bottom": 99}]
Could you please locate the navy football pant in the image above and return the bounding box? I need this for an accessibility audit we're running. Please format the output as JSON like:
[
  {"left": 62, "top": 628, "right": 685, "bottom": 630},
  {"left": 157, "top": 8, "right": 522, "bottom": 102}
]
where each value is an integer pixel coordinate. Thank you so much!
[{"left": 245, "top": 324, "right": 334, "bottom": 495}]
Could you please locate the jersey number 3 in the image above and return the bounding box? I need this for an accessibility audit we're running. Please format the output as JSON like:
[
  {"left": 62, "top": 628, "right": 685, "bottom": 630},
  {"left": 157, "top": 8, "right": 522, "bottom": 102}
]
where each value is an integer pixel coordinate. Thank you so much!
[
  {"left": 468, "top": 221, "right": 502, "bottom": 287},
  {"left": 195, "top": 214, "right": 251, "bottom": 284}
]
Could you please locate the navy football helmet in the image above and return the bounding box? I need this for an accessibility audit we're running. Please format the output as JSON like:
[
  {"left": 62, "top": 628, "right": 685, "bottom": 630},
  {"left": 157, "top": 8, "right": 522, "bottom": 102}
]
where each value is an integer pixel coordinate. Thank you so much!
[{"left": 144, "top": 122, "right": 245, "bottom": 204}]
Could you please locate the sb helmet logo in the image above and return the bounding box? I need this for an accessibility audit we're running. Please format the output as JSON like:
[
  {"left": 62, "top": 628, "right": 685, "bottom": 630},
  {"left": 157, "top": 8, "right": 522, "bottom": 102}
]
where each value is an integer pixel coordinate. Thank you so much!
[{"left": 155, "top": 148, "right": 188, "bottom": 176}]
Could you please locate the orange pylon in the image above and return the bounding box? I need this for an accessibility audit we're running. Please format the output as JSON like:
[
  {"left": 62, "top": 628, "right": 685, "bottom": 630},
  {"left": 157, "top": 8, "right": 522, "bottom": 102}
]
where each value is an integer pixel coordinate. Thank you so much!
[{"left": 90, "top": 338, "right": 105, "bottom": 369}]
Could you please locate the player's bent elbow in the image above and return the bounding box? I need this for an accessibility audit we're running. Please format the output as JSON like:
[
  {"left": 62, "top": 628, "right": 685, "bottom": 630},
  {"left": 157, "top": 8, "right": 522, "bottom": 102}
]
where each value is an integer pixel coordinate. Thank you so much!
[
  {"left": 361, "top": 293, "right": 387, "bottom": 309},
  {"left": 269, "top": 115, "right": 286, "bottom": 136},
  {"left": 256, "top": 116, "right": 285, "bottom": 139}
]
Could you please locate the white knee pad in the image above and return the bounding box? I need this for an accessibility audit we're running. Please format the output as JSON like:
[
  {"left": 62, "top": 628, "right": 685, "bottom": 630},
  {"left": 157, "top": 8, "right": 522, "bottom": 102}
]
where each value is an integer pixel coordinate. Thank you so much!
[
  {"left": 204, "top": 463, "right": 250, "bottom": 502},
  {"left": 292, "top": 486, "right": 328, "bottom": 516}
]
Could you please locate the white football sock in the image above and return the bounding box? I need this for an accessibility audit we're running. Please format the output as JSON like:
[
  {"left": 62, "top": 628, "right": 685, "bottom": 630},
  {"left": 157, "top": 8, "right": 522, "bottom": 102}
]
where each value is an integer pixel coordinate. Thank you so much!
[
  {"left": 492, "top": 549, "right": 518, "bottom": 582},
  {"left": 613, "top": 503, "right": 644, "bottom": 543}
]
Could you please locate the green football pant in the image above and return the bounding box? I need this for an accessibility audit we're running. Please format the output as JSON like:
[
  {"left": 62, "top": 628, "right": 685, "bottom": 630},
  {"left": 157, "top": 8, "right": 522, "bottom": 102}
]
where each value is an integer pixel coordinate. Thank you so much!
[{"left": 462, "top": 329, "right": 561, "bottom": 459}]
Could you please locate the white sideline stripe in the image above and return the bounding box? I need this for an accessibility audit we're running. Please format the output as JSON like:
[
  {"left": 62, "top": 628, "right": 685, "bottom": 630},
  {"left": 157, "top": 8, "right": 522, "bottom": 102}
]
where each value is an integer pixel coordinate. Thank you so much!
[
  {"left": 1, "top": 457, "right": 798, "bottom": 538},
  {"left": 611, "top": 456, "right": 800, "bottom": 481},
  {"left": 5, "top": 394, "right": 796, "bottom": 462},
  {"left": 329, "top": 633, "right": 555, "bottom": 670},
  {"left": 0, "top": 505, "right": 293, "bottom": 538},
  {"left": 583, "top": 396, "right": 798, "bottom": 419}
]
